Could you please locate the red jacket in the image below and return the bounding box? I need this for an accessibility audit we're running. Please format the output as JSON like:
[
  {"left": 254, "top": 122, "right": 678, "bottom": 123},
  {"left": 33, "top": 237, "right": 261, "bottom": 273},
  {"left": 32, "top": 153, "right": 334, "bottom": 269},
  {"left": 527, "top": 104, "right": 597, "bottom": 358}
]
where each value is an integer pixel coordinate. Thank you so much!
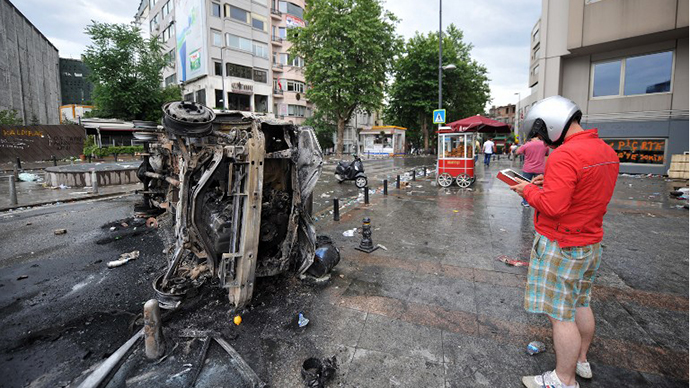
[{"left": 523, "top": 129, "right": 619, "bottom": 248}]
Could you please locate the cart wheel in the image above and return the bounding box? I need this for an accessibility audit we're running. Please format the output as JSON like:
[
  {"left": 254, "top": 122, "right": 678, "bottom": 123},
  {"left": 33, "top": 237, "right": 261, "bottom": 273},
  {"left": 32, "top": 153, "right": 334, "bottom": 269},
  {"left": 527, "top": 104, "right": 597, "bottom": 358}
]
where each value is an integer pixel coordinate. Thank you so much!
[
  {"left": 437, "top": 173, "right": 453, "bottom": 187},
  {"left": 456, "top": 174, "right": 472, "bottom": 188}
]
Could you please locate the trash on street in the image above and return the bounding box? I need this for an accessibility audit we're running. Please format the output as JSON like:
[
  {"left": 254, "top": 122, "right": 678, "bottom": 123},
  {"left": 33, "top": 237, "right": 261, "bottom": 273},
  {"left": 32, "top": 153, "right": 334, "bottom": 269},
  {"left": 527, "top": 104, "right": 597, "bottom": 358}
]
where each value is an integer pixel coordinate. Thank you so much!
[
  {"left": 497, "top": 255, "right": 529, "bottom": 267},
  {"left": 54, "top": 229, "right": 67, "bottom": 235},
  {"left": 526, "top": 341, "right": 546, "bottom": 355},
  {"left": 298, "top": 312, "right": 310, "bottom": 328},
  {"left": 107, "top": 250, "right": 140, "bottom": 268}
]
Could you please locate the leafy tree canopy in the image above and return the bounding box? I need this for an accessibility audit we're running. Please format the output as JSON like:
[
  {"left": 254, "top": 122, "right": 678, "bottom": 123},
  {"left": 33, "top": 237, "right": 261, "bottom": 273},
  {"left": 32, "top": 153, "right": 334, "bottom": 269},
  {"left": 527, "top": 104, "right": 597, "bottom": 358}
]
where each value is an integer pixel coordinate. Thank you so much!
[
  {"left": 290, "top": 0, "right": 402, "bottom": 156},
  {"left": 83, "top": 21, "right": 180, "bottom": 122},
  {"left": 385, "top": 25, "right": 491, "bottom": 150}
]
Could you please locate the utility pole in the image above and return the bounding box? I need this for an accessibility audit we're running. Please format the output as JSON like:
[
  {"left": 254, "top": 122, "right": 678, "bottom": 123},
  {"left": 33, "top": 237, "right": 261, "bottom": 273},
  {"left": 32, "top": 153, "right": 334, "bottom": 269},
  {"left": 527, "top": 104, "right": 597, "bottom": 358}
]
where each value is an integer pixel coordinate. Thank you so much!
[{"left": 438, "top": 0, "right": 442, "bottom": 112}]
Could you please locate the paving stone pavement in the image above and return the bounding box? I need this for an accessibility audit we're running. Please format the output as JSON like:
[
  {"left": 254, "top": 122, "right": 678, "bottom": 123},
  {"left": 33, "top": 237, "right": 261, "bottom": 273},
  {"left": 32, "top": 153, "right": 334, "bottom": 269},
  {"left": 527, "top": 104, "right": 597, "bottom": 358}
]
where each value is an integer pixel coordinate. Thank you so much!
[{"left": 305, "top": 159, "right": 689, "bottom": 387}]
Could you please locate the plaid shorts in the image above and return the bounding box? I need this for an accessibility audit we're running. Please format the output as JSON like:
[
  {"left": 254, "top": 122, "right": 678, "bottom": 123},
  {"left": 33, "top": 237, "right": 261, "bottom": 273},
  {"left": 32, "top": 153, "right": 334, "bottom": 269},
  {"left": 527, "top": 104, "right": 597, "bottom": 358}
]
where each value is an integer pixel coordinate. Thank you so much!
[{"left": 524, "top": 233, "right": 602, "bottom": 321}]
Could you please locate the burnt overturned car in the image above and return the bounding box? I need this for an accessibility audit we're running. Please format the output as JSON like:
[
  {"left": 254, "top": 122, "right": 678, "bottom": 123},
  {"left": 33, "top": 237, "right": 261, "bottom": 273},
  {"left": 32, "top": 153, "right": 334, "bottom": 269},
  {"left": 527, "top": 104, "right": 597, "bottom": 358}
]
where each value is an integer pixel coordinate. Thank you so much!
[{"left": 134, "top": 101, "right": 332, "bottom": 309}]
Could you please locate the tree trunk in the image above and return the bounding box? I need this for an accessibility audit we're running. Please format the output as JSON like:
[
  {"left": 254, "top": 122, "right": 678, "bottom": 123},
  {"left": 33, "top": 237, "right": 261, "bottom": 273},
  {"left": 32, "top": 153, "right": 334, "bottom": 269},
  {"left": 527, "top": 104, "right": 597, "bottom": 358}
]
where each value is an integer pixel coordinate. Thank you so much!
[
  {"left": 336, "top": 117, "right": 345, "bottom": 158},
  {"left": 422, "top": 119, "right": 429, "bottom": 152}
]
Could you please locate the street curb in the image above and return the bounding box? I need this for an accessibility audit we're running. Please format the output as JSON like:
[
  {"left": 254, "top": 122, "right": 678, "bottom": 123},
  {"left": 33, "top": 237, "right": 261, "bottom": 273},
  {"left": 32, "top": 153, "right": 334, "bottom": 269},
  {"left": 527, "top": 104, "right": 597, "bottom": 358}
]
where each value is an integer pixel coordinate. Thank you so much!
[{"left": 0, "top": 190, "right": 138, "bottom": 212}]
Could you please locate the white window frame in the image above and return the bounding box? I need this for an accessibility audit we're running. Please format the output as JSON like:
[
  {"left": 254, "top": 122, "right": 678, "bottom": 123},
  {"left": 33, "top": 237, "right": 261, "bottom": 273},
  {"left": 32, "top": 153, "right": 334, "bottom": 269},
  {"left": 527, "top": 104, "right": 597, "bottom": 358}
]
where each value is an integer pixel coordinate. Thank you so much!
[
  {"left": 227, "top": 34, "right": 252, "bottom": 52},
  {"left": 590, "top": 50, "right": 675, "bottom": 100},
  {"left": 211, "top": 29, "right": 223, "bottom": 47},
  {"left": 252, "top": 42, "right": 269, "bottom": 59}
]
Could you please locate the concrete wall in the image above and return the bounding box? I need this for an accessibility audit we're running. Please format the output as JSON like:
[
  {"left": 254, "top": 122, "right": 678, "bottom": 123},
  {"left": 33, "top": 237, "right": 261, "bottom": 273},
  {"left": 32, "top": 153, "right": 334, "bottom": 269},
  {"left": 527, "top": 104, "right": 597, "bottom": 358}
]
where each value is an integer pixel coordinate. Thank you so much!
[{"left": 0, "top": 0, "right": 61, "bottom": 125}]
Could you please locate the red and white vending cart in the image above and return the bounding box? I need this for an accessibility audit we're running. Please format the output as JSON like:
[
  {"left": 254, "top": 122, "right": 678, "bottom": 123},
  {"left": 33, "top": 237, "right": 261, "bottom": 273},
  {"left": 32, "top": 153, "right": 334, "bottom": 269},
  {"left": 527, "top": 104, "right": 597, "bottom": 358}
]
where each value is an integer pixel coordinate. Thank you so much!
[
  {"left": 437, "top": 126, "right": 476, "bottom": 187},
  {"left": 437, "top": 115, "right": 513, "bottom": 188}
]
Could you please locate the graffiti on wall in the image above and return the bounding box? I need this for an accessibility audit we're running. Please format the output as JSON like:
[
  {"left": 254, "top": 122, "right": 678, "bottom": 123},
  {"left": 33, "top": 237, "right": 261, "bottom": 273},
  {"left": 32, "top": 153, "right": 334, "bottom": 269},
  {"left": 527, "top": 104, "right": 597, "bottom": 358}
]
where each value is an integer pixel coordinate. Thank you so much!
[{"left": 0, "top": 125, "right": 85, "bottom": 163}]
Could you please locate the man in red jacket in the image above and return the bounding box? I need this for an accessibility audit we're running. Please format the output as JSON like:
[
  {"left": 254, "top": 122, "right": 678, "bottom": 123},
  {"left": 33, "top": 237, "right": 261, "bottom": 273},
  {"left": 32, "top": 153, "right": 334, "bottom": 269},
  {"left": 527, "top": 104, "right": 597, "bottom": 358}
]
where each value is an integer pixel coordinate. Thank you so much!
[{"left": 509, "top": 96, "right": 619, "bottom": 388}]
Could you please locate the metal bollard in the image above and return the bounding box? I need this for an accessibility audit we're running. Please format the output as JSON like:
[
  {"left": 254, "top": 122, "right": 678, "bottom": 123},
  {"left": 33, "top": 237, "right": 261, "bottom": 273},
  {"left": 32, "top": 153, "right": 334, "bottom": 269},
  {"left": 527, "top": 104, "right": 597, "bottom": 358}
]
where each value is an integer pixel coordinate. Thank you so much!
[
  {"left": 423, "top": 166, "right": 427, "bottom": 176},
  {"left": 52, "top": 155, "right": 57, "bottom": 166},
  {"left": 91, "top": 170, "right": 99, "bottom": 194},
  {"left": 412, "top": 169, "right": 416, "bottom": 181},
  {"left": 88, "top": 155, "right": 92, "bottom": 163},
  {"left": 364, "top": 186, "right": 369, "bottom": 204},
  {"left": 333, "top": 198, "right": 340, "bottom": 221},
  {"left": 383, "top": 179, "right": 388, "bottom": 195},
  {"left": 396, "top": 175, "right": 400, "bottom": 189},
  {"left": 143, "top": 299, "right": 165, "bottom": 359},
  {"left": 15, "top": 157, "right": 21, "bottom": 170},
  {"left": 9, "top": 176, "right": 18, "bottom": 206},
  {"left": 354, "top": 217, "right": 379, "bottom": 253}
]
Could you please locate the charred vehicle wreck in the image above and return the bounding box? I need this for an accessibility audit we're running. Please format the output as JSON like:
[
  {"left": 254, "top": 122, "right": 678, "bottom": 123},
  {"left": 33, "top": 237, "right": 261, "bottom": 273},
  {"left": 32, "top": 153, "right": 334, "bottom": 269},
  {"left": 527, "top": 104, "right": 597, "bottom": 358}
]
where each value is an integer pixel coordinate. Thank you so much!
[{"left": 133, "top": 101, "right": 334, "bottom": 309}]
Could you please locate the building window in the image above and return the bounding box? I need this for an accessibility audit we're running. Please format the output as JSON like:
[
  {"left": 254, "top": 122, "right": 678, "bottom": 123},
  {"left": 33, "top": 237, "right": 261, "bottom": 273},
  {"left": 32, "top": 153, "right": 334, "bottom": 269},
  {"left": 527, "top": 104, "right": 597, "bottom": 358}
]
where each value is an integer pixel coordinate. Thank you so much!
[
  {"left": 624, "top": 51, "right": 673, "bottom": 95},
  {"left": 278, "top": 27, "right": 287, "bottom": 39},
  {"left": 149, "top": 0, "right": 157, "bottom": 8},
  {"left": 279, "top": 1, "right": 303, "bottom": 18},
  {"left": 165, "top": 48, "right": 176, "bottom": 67},
  {"left": 212, "top": 30, "right": 222, "bottom": 47},
  {"left": 161, "top": 1, "right": 171, "bottom": 17},
  {"left": 228, "top": 93, "right": 251, "bottom": 111},
  {"left": 195, "top": 90, "right": 206, "bottom": 105},
  {"left": 255, "top": 95, "right": 268, "bottom": 113},
  {"left": 165, "top": 74, "right": 176, "bottom": 87},
  {"left": 226, "top": 63, "right": 253, "bottom": 80},
  {"left": 252, "top": 14, "right": 267, "bottom": 31},
  {"left": 286, "top": 80, "right": 305, "bottom": 93},
  {"left": 531, "top": 64, "right": 539, "bottom": 76},
  {"left": 532, "top": 25, "right": 539, "bottom": 42},
  {"left": 228, "top": 5, "right": 249, "bottom": 23},
  {"left": 149, "top": 13, "right": 159, "bottom": 33},
  {"left": 592, "top": 51, "right": 673, "bottom": 98},
  {"left": 253, "top": 69, "right": 267, "bottom": 83},
  {"left": 288, "top": 104, "right": 306, "bottom": 117},
  {"left": 252, "top": 42, "right": 269, "bottom": 59},
  {"left": 227, "top": 34, "right": 252, "bottom": 52},
  {"left": 289, "top": 54, "right": 303, "bottom": 67},
  {"left": 184, "top": 93, "right": 194, "bottom": 102},
  {"left": 215, "top": 89, "right": 224, "bottom": 108},
  {"left": 592, "top": 60, "right": 621, "bottom": 97},
  {"left": 161, "top": 25, "right": 173, "bottom": 42},
  {"left": 278, "top": 53, "right": 289, "bottom": 65},
  {"left": 214, "top": 61, "right": 222, "bottom": 76},
  {"left": 212, "top": 2, "right": 221, "bottom": 18}
]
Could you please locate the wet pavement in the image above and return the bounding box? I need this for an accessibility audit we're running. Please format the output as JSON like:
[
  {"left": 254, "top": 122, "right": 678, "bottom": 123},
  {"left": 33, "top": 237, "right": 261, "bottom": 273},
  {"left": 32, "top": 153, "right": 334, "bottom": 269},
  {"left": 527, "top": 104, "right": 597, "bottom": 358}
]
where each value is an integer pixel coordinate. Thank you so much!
[{"left": 0, "top": 157, "right": 687, "bottom": 387}]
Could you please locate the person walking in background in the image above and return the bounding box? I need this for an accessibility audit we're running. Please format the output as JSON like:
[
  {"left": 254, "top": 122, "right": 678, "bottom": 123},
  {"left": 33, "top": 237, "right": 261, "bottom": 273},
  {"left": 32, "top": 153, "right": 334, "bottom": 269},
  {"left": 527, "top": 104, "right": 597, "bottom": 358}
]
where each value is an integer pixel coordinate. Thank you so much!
[
  {"left": 482, "top": 137, "right": 496, "bottom": 167},
  {"left": 515, "top": 133, "right": 549, "bottom": 207},
  {"left": 509, "top": 96, "right": 619, "bottom": 388},
  {"left": 510, "top": 142, "right": 519, "bottom": 161}
]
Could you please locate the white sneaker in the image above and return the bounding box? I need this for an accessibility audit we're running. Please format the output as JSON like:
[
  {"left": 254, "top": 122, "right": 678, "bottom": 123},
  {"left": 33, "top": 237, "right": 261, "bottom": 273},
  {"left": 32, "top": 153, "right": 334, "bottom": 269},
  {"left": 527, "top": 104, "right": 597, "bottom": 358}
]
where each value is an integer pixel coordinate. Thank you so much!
[
  {"left": 522, "top": 370, "right": 580, "bottom": 388},
  {"left": 576, "top": 361, "right": 592, "bottom": 379}
]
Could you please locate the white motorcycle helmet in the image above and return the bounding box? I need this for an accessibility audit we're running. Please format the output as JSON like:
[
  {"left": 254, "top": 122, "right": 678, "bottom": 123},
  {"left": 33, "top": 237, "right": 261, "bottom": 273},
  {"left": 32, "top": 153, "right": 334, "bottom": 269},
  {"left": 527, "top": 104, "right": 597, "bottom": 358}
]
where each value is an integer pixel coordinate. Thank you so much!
[{"left": 523, "top": 96, "right": 582, "bottom": 147}]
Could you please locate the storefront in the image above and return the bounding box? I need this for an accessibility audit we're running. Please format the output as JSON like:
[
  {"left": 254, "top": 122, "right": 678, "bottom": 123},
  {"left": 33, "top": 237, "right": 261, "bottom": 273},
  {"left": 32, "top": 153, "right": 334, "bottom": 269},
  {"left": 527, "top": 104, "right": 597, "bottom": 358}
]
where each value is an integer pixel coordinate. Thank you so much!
[{"left": 358, "top": 126, "right": 406, "bottom": 157}]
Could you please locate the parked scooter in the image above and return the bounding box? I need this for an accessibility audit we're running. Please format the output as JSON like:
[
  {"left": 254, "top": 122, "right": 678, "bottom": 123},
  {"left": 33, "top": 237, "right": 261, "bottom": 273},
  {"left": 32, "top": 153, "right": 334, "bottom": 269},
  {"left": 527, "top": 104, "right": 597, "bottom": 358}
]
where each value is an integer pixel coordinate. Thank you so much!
[{"left": 335, "top": 154, "right": 368, "bottom": 188}]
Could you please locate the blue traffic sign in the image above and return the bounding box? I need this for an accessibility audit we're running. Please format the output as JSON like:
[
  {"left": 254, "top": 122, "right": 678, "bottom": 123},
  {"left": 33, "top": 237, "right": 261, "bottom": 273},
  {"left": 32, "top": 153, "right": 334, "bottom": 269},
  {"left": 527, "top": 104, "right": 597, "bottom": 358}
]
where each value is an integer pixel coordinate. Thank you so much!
[{"left": 433, "top": 109, "right": 446, "bottom": 124}]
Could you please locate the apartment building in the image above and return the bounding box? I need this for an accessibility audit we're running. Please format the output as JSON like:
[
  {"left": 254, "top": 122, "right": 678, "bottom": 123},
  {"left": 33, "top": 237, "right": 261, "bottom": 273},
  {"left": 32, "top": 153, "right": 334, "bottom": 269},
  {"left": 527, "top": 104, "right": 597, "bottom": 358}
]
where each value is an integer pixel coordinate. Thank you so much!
[
  {"left": 135, "top": 0, "right": 312, "bottom": 122},
  {"left": 488, "top": 104, "right": 516, "bottom": 125},
  {"left": 269, "top": 0, "right": 313, "bottom": 124},
  {"left": 518, "top": 0, "right": 688, "bottom": 174}
]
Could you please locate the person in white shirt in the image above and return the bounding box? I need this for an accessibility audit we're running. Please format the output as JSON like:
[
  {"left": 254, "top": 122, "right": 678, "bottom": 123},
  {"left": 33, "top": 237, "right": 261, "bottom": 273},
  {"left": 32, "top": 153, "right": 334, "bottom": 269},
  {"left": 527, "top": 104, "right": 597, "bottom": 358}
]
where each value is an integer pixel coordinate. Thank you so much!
[{"left": 482, "top": 138, "right": 496, "bottom": 167}]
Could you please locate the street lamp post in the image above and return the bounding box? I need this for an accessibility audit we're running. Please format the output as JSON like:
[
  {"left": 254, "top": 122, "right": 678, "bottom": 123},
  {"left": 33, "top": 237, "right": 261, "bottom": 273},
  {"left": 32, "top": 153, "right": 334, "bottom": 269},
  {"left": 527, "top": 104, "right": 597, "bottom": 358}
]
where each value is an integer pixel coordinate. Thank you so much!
[
  {"left": 514, "top": 92, "right": 521, "bottom": 141},
  {"left": 438, "top": 0, "right": 443, "bottom": 112}
]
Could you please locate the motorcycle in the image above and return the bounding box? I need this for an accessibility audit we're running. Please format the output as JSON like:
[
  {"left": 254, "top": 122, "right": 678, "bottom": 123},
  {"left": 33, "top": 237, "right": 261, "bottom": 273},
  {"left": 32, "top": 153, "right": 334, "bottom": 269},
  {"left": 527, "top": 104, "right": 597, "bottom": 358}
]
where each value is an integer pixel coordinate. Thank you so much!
[{"left": 335, "top": 154, "right": 368, "bottom": 188}]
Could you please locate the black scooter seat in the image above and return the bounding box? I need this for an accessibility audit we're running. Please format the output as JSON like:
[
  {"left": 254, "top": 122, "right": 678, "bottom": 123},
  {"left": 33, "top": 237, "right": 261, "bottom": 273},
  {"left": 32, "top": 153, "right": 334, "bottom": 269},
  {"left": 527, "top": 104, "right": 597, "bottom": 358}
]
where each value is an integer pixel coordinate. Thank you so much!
[{"left": 337, "top": 161, "right": 350, "bottom": 167}]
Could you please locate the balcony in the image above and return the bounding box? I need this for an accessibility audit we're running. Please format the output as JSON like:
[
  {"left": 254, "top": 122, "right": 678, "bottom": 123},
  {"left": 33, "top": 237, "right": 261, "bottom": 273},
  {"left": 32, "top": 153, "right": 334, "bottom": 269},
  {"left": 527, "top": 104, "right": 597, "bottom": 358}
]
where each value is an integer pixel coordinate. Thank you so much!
[
  {"left": 273, "top": 89, "right": 284, "bottom": 97},
  {"left": 271, "top": 35, "right": 283, "bottom": 45},
  {"left": 272, "top": 63, "right": 284, "bottom": 72},
  {"left": 270, "top": 8, "right": 282, "bottom": 19}
]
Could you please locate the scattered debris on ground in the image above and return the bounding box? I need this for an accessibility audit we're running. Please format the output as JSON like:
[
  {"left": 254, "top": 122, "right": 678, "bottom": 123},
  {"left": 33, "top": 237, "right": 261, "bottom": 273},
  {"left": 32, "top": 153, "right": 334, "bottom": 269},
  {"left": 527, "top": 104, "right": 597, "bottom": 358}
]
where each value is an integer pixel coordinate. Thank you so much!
[
  {"left": 497, "top": 255, "right": 529, "bottom": 267},
  {"left": 107, "top": 250, "right": 140, "bottom": 268},
  {"left": 54, "top": 229, "right": 67, "bottom": 235},
  {"left": 526, "top": 341, "right": 546, "bottom": 355}
]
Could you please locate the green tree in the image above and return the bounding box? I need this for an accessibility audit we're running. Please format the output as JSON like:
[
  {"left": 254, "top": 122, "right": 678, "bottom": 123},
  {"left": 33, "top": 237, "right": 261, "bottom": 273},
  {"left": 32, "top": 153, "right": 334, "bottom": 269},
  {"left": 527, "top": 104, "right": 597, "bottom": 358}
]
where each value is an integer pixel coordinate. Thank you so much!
[
  {"left": 304, "top": 110, "right": 336, "bottom": 150},
  {"left": 290, "top": 0, "right": 402, "bottom": 157},
  {"left": 0, "top": 109, "right": 23, "bottom": 125},
  {"left": 83, "top": 22, "right": 180, "bottom": 122},
  {"left": 386, "top": 25, "right": 490, "bottom": 151}
]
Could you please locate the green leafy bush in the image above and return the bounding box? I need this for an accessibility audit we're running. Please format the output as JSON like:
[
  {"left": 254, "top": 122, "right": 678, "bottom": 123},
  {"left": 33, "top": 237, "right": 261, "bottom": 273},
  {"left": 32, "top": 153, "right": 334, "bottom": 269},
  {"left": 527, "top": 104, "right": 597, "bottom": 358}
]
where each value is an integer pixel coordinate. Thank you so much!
[{"left": 83, "top": 145, "right": 144, "bottom": 158}]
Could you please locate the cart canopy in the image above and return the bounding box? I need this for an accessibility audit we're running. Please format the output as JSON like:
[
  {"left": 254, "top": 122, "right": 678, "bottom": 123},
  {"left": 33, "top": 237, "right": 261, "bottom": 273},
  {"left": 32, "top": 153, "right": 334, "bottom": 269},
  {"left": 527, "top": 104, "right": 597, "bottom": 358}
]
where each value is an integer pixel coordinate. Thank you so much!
[{"left": 441, "top": 115, "right": 512, "bottom": 134}]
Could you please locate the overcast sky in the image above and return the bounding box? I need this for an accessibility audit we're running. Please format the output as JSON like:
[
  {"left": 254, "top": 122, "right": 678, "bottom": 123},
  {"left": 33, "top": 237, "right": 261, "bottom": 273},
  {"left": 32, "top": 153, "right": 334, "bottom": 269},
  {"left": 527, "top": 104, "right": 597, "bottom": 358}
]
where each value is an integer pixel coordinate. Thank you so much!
[{"left": 14, "top": 0, "right": 541, "bottom": 109}]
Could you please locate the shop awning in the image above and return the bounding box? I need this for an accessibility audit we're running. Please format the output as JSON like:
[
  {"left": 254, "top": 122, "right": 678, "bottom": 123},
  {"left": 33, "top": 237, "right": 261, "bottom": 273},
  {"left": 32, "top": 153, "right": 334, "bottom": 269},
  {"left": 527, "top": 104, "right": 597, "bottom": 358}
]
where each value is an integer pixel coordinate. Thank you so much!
[{"left": 441, "top": 115, "right": 512, "bottom": 134}]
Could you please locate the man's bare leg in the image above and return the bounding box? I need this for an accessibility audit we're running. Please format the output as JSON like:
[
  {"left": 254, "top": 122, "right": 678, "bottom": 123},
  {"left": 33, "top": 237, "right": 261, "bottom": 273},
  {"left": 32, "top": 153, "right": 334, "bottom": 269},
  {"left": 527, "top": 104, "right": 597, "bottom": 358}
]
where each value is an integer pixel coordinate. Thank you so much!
[
  {"left": 575, "top": 306, "right": 595, "bottom": 362},
  {"left": 549, "top": 316, "right": 580, "bottom": 386}
]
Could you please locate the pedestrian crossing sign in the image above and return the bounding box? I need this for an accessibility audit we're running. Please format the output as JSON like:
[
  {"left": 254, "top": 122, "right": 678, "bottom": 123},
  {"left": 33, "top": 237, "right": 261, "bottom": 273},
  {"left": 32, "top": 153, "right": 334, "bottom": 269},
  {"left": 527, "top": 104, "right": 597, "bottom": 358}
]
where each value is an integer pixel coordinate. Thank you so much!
[{"left": 433, "top": 109, "right": 446, "bottom": 124}]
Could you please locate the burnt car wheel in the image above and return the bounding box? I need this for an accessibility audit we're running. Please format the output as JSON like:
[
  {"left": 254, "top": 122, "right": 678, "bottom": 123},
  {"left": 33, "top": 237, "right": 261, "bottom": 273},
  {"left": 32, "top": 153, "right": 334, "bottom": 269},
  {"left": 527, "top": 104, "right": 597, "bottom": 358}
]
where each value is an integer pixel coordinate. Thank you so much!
[{"left": 355, "top": 176, "right": 367, "bottom": 188}]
